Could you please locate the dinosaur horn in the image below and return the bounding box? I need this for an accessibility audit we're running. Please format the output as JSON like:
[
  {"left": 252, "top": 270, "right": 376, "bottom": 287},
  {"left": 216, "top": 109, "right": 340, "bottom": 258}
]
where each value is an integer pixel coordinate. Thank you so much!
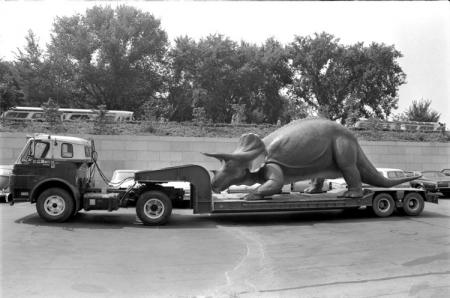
[{"left": 202, "top": 152, "right": 234, "bottom": 161}]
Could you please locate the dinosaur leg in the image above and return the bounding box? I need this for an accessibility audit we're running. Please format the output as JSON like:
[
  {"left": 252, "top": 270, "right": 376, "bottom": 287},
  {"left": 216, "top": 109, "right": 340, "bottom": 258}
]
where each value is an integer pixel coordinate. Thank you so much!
[
  {"left": 339, "top": 165, "right": 364, "bottom": 198},
  {"left": 334, "top": 137, "right": 364, "bottom": 198},
  {"left": 245, "top": 163, "right": 284, "bottom": 200},
  {"left": 304, "top": 177, "right": 326, "bottom": 194}
]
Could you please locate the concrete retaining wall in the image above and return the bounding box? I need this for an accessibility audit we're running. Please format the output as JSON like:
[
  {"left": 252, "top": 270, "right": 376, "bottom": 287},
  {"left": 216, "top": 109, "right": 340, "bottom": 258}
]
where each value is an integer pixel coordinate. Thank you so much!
[{"left": 1, "top": 133, "right": 449, "bottom": 186}]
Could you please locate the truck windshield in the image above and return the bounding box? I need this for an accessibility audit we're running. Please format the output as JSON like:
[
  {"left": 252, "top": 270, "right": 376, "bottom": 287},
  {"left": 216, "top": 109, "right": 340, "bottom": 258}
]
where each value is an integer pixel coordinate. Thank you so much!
[
  {"left": 17, "top": 139, "right": 50, "bottom": 163},
  {"left": 17, "top": 139, "right": 33, "bottom": 164}
]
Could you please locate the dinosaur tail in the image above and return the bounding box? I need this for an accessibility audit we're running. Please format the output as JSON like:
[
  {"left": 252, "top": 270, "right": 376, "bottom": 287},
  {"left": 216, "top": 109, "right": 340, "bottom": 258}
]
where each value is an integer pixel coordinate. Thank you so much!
[{"left": 356, "top": 147, "right": 421, "bottom": 187}]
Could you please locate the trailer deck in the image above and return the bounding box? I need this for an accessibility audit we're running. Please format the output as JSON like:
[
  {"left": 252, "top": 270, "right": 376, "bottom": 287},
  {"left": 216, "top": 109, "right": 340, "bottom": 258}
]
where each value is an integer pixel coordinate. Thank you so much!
[{"left": 211, "top": 189, "right": 373, "bottom": 213}]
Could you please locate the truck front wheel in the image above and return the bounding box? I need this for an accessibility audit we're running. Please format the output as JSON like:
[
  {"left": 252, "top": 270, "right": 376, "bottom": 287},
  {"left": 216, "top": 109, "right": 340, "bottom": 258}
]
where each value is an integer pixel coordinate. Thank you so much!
[
  {"left": 136, "top": 191, "right": 172, "bottom": 225},
  {"left": 371, "top": 193, "right": 395, "bottom": 217},
  {"left": 401, "top": 193, "right": 424, "bottom": 216},
  {"left": 36, "top": 188, "right": 74, "bottom": 223}
]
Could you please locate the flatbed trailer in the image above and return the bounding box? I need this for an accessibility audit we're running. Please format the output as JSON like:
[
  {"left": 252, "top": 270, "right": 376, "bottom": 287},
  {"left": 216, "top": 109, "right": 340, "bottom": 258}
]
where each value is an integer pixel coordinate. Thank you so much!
[
  {"left": 131, "top": 165, "right": 438, "bottom": 224},
  {"left": 9, "top": 134, "right": 438, "bottom": 225}
]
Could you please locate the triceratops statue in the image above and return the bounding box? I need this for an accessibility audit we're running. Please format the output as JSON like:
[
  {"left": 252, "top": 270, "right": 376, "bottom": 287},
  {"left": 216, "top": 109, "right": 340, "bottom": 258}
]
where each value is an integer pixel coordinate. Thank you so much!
[{"left": 204, "top": 118, "right": 419, "bottom": 200}]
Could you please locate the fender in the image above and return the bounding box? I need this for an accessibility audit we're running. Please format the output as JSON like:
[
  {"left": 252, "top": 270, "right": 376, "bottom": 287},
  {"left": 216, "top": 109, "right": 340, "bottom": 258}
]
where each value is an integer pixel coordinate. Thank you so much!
[{"left": 30, "top": 178, "right": 81, "bottom": 212}]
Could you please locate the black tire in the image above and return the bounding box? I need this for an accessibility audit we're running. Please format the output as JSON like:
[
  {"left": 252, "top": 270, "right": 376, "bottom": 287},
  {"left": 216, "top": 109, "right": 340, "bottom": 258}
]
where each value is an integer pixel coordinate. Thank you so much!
[
  {"left": 402, "top": 193, "right": 424, "bottom": 216},
  {"left": 36, "top": 188, "right": 74, "bottom": 222},
  {"left": 136, "top": 191, "right": 172, "bottom": 225},
  {"left": 371, "top": 193, "right": 395, "bottom": 217}
]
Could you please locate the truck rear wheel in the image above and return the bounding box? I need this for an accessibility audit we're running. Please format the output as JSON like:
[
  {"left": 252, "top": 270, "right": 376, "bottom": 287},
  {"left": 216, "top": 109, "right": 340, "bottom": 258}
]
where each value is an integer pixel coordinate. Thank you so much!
[
  {"left": 371, "top": 193, "right": 395, "bottom": 217},
  {"left": 136, "top": 191, "right": 172, "bottom": 225},
  {"left": 401, "top": 193, "right": 424, "bottom": 216},
  {"left": 36, "top": 188, "right": 74, "bottom": 222}
]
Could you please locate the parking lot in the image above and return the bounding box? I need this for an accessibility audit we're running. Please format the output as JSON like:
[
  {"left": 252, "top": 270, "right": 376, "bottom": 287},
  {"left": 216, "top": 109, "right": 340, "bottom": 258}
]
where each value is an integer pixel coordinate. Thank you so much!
[{"left": 1, "top": 198, "right": 449, "bottom": 298}]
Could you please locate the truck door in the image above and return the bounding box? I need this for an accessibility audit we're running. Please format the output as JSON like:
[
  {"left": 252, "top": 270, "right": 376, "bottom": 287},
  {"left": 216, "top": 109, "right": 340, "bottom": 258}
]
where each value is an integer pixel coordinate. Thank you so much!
[{"left": 11, "top": 139, "right": 54, "bottom": 200}]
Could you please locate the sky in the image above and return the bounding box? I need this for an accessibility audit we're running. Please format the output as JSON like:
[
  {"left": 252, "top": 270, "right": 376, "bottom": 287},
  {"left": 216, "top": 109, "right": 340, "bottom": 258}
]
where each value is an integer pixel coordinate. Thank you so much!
[{"left": 0, "top": 1, "right": 449, "bottom": 125}]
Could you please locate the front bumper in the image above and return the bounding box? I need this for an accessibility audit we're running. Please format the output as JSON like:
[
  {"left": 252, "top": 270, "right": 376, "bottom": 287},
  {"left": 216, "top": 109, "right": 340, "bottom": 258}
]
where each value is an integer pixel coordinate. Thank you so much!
[{"left": 0, "top": 189, "right": 11, "bottom": 203}]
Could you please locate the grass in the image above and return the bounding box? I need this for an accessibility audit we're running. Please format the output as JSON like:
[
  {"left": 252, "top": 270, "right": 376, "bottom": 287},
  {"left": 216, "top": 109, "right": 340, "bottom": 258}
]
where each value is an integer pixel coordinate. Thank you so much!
[{"left": 1, "top": 120, "right": 449, "bottom": 142}]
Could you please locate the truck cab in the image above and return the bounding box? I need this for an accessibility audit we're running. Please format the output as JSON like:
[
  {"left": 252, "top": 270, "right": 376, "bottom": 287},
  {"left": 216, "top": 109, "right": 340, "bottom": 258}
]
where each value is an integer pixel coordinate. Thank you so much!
[
  {"left": 10, "top": 134, "right": 94, "bottom": 218},
  {"left": 9, "top": 134, "right": 188, "bottom": 224}
]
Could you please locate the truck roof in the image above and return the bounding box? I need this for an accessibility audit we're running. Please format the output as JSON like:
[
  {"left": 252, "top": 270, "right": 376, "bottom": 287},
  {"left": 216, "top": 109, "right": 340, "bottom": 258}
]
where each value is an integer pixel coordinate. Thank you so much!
[{"left": 33, "top": 134, "right": 91, "bottom": 146}]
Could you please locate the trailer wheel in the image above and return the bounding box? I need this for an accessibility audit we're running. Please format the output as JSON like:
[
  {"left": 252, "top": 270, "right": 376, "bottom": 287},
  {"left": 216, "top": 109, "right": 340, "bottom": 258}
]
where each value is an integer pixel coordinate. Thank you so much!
[
  {"left": 371, "top": 193, "right": 395, "bottom": 217},
  {"left": 401, "top": 193, "right": 424, "bottom": 216},
  {"left": 136, "top": 191, "right": 172, "bottom": 225},
  {"left": 36, "top": 188, "right": 74, "bottom": 222}
]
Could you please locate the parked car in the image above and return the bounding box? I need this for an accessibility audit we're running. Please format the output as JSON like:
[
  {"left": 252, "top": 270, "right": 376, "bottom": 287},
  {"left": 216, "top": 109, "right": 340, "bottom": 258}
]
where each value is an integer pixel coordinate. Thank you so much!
[
  {"left": 327, "top": 168, "right": 415, "bottom": 190},
  {"left": 109, "top": 169, "right": 191, "bottom": 200},
  {"left": 441, "top": 169, "right": 450, "bottom": 176},
  {"left": 410, "top": 171, "right": 450, "bottom": 197},
  {"left": 0, "top": 165, "right": 13, "bottom": 202},
  {"left": 376, "top": 168, "right": 413, "bottom": 188},
  {"left": 405, "top": 170, "right": 422, "bottom": 178}
]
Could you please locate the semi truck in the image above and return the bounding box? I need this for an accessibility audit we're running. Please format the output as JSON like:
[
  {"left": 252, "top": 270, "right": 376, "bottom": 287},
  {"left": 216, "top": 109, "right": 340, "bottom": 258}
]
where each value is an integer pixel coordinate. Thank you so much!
[{"left": 10, "top": 134, "right": 438, "bottom": 225}]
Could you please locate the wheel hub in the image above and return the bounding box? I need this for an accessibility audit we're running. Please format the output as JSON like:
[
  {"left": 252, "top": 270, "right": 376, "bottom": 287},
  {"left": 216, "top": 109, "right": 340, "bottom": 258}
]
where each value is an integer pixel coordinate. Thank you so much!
[
  {"left": 144, "top": 199, "right": 165, "bottom": 219},
  {"left": 408, "top": 199, "right": 419, "bottom": 210},
  {"left": 44, "top": 195, "right": 66, "bottom": 216},
  {"left": 378, "top": 199, "right": 390, "bottom": 211}
]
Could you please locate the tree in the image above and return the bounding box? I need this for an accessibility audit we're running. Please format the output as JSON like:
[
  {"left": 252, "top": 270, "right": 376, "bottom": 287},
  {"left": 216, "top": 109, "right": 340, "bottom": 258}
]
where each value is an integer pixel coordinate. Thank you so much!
[
  {"left": 289, "top": 32, "right": 406, "bottom": 123},
  {"left": 404, "top": 99, "right": 440, "bottom": 122},
  {"left": 14, "top": 30, "right": 82, "bottom": 108},
  {"left": 168, "top": 35, "right": 292, "bottom": 123},
  {"left": 231, "top": 103, "right": 247, "bottom": 124},
  {"left": 0, "top": 60, "right": 24, "bottom": 112},
  {"left": 139, "top": 96, "right": 173, "bottom": 121},
  {"left": 47, "top": 5, "right": 169, "bottom": 112},
  {"left": 14, "top": 30, "right": 53, "bottom": 107},
  {"left": 279, "top": 96, "right": 310, "bottom": 123},
  {"left": 168, "top": 35, "right": 239, "bottom": 123},
  {"left": 41, "top": 98, "right": 62, "bottom": 132},
  {"left": 235, "top": 38, "right": 292, "bottom": 123},
  {"left": 92, "top": 104, "right": 108, "bottom": 134}
]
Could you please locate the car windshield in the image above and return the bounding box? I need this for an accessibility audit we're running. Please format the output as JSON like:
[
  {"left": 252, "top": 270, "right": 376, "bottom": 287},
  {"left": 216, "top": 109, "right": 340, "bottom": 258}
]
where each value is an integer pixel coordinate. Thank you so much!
[{"left": 423, "top": 172, "right": 446, "bottom": 178}]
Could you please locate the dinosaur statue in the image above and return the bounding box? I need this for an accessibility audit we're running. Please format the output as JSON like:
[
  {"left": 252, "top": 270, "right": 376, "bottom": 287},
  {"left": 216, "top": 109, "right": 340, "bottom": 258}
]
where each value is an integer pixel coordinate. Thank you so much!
[{"left": 204, "top": 118, "right": 420, "bottom": 200}]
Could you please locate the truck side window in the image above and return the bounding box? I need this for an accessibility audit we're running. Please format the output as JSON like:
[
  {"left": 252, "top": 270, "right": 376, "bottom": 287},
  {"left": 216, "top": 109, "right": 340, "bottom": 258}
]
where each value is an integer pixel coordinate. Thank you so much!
[
  {"left": 34, "top": 141, "right": 50, "bottom": 159},
  {"left": 62, "top": 143, "right": 73, "bottom": 158}
]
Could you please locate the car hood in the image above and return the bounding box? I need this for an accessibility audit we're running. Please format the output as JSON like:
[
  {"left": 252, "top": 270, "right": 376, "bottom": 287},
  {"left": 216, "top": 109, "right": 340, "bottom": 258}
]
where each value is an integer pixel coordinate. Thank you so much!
[
  {"left": 0, "top": 165, "right": 12, "bottom": 189},
  {"left": 0, "top": 165, "right": 13, "bottom": 174},
  {"left": 421, "top": 177, "right": 450, "bottom": 183}
]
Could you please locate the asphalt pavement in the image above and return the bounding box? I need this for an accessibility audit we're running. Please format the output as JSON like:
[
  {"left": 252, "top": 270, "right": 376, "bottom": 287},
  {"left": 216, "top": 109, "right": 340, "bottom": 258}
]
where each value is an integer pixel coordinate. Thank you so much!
[{"left": 1, "top": 198, "right": 449, "bottom": 298}]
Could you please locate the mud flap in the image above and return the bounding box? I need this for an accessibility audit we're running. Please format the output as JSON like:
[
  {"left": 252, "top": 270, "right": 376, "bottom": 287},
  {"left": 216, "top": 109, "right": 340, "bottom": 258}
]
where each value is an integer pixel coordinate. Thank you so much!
[{"left": 425, "top": 192, "right": 439, "bottom": 204}]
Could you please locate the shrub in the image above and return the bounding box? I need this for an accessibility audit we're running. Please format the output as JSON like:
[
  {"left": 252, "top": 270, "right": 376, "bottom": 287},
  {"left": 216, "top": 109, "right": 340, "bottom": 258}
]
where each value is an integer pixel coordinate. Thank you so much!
[{"left": 41, "top": 98, "right": 62, "bottom": 132}]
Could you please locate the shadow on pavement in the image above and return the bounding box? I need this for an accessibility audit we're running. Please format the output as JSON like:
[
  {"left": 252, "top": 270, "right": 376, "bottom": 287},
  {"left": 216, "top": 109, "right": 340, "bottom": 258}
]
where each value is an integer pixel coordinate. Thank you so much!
[{"left": 14, "top": 206, "right": 449, "bottom": 230}]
